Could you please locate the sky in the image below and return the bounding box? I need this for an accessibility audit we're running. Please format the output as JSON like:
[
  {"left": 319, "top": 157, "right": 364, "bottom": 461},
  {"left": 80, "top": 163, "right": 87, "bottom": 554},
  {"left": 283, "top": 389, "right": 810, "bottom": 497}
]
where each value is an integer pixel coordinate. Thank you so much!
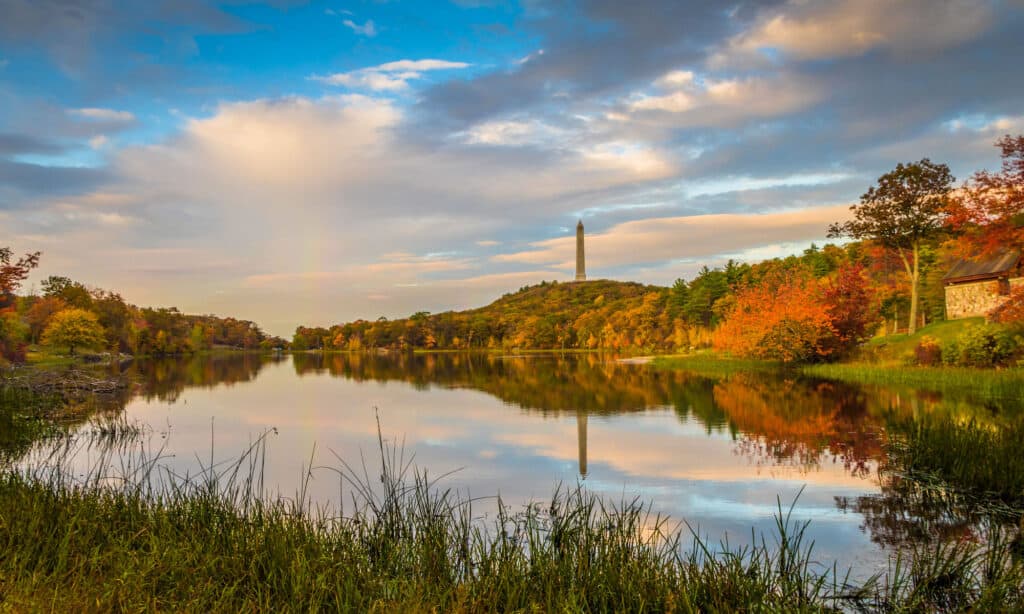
[{"left": 2, "top": 0, "right": 1023, "bottom": 336}]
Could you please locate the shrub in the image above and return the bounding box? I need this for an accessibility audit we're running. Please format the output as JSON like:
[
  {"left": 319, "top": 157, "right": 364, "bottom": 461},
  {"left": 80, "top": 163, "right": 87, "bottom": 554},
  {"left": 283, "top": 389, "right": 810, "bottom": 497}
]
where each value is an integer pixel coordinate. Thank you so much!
[
  {"left": 943, "top": 325, "right": 1017, "bottom": 367},
  {"left": 914, "top": 336, "right": 943, "bottom": 366}
]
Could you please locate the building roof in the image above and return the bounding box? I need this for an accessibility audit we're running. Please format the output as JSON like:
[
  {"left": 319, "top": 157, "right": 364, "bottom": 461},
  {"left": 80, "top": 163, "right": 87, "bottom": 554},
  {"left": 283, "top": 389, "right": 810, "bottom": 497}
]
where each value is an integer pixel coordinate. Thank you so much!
[{"left": 943, "top": 250, "right": 1021, "bottom": 284}]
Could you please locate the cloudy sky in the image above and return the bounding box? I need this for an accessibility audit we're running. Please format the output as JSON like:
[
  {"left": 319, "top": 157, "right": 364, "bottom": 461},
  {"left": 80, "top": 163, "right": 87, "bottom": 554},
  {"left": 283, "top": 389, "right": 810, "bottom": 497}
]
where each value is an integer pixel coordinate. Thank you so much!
[{"left": 2, "top": 0, "right": 1023, "bottom": 335}]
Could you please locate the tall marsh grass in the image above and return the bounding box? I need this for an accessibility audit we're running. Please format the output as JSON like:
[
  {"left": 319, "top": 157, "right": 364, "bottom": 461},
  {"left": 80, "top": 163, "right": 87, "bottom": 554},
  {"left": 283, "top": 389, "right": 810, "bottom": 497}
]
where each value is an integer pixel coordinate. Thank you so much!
[
  {"left": 886, "top": 415, "right": 1024, "bottom": 512},
  {"left": 800, "top": 364, "right": 1024, "bottom": 403},
  {"left": 2, "top": 426, "right": 1024, "bottom": 612}
]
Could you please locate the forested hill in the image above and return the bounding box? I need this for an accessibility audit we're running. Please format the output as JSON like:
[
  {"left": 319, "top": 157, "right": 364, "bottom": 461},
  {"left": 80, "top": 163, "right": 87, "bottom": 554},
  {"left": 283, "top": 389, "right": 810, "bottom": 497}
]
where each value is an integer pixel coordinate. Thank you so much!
[
  {"left": 293, "top": 279, "right": 681, "bottom": 352},
  {"left": 291, "top": 237, "right": 954, "bottom": 355}
]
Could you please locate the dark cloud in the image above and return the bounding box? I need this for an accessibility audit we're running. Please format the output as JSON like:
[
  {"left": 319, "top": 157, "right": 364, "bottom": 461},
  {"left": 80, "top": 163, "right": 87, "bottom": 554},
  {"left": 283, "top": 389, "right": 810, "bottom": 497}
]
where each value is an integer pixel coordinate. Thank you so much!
[
  {"left": 0, "top": 132, "right": 63, "bottom": 156},
  {"left": 0, "top": 159, "right": 109, "bottom": 203},
  {"left": 0, "top": 0, "right": 303, "bottom": 78},
  {"left": 417, "top": 0, "right": 783, "bottom": 128}
]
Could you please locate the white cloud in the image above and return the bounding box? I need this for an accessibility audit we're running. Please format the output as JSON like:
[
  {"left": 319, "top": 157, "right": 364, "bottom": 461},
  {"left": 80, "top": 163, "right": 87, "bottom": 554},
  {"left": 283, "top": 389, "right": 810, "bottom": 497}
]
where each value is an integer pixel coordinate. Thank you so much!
[
  {"left": 720, "top": 0, "right": 994, "bottom": 64},
  {"left": 311, "top": 59, "right": 470, "bottom": 92},
  {"left": 622, "top": 71, "right": 823, "bottom": 126},
  {"left": 68, "top": 107, "right": 136, "bottom": 122},
  {"left": 342, "top": 19, "right": 376, "bottom": 37},
  {"left": 457, "top": 119, "right": 566, "bottom": 146},
  {"left": 88, "top": 135, "right": 108, "bottom": 149}
]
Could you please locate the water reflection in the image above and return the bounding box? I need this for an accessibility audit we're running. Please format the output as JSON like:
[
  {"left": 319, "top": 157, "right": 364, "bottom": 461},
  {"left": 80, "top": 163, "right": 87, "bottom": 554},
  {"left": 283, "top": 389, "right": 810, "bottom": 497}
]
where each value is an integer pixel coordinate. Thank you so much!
[
  {"left": 288, "top": 353, "right": 888, "bottom": 473},
  {"left": 13, "top": 351, "right": 1022, "bottom": 571}
]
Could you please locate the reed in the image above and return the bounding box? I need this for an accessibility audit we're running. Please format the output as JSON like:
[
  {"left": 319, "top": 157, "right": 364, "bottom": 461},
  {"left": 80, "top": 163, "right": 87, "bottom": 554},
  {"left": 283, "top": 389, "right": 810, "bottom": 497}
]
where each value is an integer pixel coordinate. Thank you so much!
[
  {"left": 1, "top": 426, "right": 1023, "bottom": 612},
  {"left": 885, "top": 414, "right": 1024, "bottom": 511},
  {"left": 801, "top": 363, "right": 1024, "bottom": 402}
]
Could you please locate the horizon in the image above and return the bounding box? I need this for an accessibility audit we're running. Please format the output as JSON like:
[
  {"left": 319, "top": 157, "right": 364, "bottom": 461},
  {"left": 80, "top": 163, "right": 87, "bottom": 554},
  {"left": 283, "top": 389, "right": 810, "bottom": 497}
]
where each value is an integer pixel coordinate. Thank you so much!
[{"left": 3, "top": 1, "right": 1023, "bottom": 336}]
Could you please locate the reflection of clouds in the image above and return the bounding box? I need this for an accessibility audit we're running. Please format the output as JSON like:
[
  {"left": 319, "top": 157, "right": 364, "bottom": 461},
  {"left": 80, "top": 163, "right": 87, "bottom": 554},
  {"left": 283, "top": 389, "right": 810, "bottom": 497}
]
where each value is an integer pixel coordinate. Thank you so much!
[{"left": 29, "top": 354, "right": 894, "bottom": 577}]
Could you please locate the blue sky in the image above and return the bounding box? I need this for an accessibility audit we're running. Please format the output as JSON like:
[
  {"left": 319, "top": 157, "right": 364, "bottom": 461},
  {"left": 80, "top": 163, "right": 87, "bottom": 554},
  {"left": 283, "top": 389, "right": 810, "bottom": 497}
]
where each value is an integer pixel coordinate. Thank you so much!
[{"left": 3, "top": 0, "right": 1024, "bottom": 335}]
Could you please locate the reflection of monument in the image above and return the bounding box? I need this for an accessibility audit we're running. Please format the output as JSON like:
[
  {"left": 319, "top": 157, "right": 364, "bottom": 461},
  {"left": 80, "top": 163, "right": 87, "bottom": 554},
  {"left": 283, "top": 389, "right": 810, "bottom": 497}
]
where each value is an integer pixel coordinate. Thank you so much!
[
  {"left": 575, "top": 220, "right": 586, "bottom": 281},
  {"left": 576, "top": 410, "right": 588, "bottom": 478}
]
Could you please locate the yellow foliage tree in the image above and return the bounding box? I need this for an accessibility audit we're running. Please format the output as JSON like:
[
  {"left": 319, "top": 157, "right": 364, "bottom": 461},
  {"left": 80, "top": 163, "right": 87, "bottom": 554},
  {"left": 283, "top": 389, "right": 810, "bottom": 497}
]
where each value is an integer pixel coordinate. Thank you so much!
[{"left": 41, "top": 308, "right": 106, "bottom": 356}]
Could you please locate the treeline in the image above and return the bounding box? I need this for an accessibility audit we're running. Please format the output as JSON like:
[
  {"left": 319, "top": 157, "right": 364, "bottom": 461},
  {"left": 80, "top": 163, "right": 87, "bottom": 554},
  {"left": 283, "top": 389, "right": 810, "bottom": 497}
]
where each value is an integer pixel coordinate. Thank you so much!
[
  {"left": 289, "top": 243, "right": 908, "bottom": 357},
  {"left": 0, "top": 264, "right": 287, "bottom": 363}
]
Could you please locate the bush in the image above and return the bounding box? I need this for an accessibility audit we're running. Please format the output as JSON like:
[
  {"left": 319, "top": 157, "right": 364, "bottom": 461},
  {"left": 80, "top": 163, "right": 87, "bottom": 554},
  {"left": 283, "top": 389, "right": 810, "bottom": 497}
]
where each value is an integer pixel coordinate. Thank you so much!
[
  {"left": 914, "top": 336, "right": 943, "bottom": 366},
  {"left": 942, "top": 325, "right": 1018, "bottom": 367}
]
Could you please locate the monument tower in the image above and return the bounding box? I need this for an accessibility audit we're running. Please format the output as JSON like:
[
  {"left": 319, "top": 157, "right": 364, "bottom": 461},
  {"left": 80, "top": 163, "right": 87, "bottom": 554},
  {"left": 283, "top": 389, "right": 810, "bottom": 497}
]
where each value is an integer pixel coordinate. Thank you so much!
[{"left": 575, "top": 220, "right": 586, "bottom": 281}]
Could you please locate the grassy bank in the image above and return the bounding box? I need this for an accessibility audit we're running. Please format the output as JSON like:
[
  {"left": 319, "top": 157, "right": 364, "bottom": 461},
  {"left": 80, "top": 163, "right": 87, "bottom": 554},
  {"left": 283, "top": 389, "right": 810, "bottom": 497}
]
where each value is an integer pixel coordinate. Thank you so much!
[
  {"left": 2, "top": 433, "right": 1024, "bottom": 612},
  {"left": 801, "top": 363, "right": 1024, "bottom": 403},
  {"left": 654, "top": 351, "right": 1024, "bottom": 404},
  {"left": 652, "top": 354, "right": 786, "bottom": 377}
]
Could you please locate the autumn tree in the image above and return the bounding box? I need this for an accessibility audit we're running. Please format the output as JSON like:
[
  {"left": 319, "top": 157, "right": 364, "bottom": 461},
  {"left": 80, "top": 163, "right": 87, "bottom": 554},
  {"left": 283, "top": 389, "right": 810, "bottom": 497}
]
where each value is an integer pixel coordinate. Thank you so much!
[
  {"left": 25, "top": 295, "right": 67, "bottom": 344},
  {"left": 1, "top": 248, "right": 40, "bottom": 309},
  {"left": 713, "top": 269, "right": 835, "bottom": 363},
  {"left": 829, "top": 159, "right": 954, "bottom": 333},
  {"left": 947, "top": 134, "right": 1024, "bottom": 256},
  {"left": 41, "top": 275, "right": 94, "bottom": 310},
  {"left": 41, "top": 308, "right": 106, "bottom": 356},
  {"left": 0, "top": 247, "right": 40, "bottom": 363},
  {"left": 819, "top": 264, "right": 879, "bottom": 357}
]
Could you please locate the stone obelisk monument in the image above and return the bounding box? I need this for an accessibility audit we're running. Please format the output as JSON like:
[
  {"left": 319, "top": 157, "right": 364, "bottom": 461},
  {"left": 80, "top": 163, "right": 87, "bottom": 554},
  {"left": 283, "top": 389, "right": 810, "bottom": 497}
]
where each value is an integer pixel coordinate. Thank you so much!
[{"left": 575, "top": 219, "right": 586, "bottom": 281}]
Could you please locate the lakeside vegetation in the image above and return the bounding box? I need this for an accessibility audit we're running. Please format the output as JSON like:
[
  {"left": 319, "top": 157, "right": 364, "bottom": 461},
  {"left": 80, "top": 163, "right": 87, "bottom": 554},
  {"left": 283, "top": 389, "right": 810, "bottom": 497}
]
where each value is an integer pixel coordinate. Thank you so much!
[{"left": 1, "top": 426, "right": 1023, "bottom": 613}]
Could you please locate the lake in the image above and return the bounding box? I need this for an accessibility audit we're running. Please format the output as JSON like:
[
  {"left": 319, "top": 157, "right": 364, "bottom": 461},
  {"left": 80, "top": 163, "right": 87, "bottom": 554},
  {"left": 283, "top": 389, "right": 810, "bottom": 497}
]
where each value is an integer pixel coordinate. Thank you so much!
[{"left": 19, "top": 352, "right": 1018, "bottom": 580}]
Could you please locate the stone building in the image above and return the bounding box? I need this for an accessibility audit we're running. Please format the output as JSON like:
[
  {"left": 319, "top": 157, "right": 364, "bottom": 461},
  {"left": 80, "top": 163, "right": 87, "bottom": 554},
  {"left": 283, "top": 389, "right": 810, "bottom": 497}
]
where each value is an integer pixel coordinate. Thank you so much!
[{"left": 943, "top": 250, "right": 1022, "bottom": 319}]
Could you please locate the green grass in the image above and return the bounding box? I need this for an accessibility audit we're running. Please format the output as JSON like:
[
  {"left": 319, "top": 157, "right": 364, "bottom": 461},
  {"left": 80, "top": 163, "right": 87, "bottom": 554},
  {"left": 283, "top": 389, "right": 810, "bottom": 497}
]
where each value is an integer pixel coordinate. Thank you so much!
[
  {"left": 885, "top": 414, "right": 1024, "bottom": 512},
  {"left": 800, "top": 363, "right": 1024, "bottom": 403},
  {"left": 2, "top": 430, "right": 1023, "bottom": 612},
  {"left": 862, "top": 318, "right": 986, "bottom": 364},
  {"left": 652, "top": 354, "right": 786, "bottom": 377}
]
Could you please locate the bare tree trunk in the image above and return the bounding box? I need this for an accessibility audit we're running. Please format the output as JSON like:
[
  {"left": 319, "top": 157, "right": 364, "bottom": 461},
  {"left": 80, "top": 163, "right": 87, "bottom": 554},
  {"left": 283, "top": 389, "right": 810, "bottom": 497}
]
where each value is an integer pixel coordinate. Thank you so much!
[{"left": 909, "top": 243, "right": 920, "bottom": 335}]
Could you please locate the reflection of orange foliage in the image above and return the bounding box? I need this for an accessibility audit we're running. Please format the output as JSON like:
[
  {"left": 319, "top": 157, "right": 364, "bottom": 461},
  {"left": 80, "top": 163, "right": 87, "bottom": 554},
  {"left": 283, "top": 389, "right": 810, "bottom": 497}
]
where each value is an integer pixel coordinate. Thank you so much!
[
  {"left": 712, "top": 271, "right": 834, "bottom": 362},
  {"left": 712, "top": 374, "right": 882, "bottom": 475}
]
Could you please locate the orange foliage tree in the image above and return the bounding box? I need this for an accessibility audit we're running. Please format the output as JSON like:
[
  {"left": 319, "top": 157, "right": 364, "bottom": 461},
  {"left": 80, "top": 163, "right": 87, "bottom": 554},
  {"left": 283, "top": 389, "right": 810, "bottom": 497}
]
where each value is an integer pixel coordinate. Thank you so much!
[
  {"left": 713, "top": 269, "right": 835, "bottom": 363},
  {"left": 713, "top": 265, "right": 877, "bottom": 363}
]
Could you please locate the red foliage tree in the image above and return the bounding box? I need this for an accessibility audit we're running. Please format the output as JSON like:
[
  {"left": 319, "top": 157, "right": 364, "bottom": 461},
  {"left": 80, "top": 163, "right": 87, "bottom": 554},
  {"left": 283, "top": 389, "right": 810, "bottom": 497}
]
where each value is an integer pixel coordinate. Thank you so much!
[
  {"left": 820, "top": 264, "right": 879, "bottom": 357},
  {"left": 947, "top": 134, "right": 1024, "bottom": 257},
  {"left": 0, "top": 247, "right": 41, "bottom": 363},
  {"left": 989, "top": 286, "right": 1024, "bottom": 326}
]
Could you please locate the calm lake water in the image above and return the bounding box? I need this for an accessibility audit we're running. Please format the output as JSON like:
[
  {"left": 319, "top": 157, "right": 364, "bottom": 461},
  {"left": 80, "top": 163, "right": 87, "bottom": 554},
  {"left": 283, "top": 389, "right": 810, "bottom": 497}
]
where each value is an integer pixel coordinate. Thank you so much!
[{"left": 21, "top": 352, "right": 1020, "bottom": 579}]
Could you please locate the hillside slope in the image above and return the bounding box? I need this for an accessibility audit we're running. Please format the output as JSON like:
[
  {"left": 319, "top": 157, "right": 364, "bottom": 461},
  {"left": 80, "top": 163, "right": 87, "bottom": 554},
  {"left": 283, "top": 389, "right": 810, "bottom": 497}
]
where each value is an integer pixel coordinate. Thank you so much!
[{"left": 295, "top": 280, "right": 683, "bottom": 351}]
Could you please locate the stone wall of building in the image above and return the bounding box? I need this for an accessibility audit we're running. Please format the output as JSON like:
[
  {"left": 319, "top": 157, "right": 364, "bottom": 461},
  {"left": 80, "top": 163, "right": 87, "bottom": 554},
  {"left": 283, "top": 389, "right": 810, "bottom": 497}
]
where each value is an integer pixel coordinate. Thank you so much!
[{"left": 945, "top": 279, "right": 1008, "bottom": 319}]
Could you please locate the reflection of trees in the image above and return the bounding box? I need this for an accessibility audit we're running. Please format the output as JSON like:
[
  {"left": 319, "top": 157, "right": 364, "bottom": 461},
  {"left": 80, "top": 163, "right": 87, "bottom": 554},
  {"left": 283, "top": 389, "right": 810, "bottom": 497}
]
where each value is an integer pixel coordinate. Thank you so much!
[
  {"left": 0, "top": 387, "right": 127, "bottom": 464},
  {"left": 837, "top": 409, "right": 1024, "bottom": 549},
  {"left": 835, "top": 474, "right": 993, "bottom": 549},
  {"left": 709, "top": 374, "right": 882, "bottom": 476},
  {"left": 122, "top": 353, "right": 281, "bottom": 403},
  {"left": 293, "top": 352, "right": 696, "bottom": 416},
  {"left": 292, "top": 353, "right": 894, "bottom": 472}
]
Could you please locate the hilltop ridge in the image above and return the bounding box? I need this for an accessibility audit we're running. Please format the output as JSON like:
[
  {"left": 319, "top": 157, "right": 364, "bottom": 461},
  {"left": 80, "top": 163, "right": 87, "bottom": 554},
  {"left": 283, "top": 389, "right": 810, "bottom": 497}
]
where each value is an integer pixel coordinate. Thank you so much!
[{"left": 293, "top": 279, "right": 679, "bottom": 352}]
